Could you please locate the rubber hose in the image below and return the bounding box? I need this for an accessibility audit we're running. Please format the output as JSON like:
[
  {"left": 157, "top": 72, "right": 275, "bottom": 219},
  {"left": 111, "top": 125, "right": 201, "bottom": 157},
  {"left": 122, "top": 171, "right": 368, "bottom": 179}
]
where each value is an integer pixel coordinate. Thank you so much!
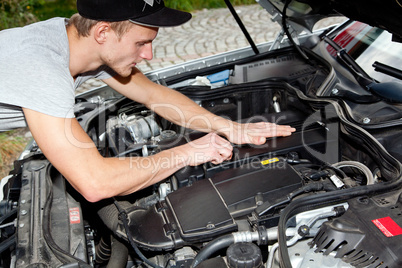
[
  {"left": 113, "top": 200, "right": 162, "bottom": 268},
  {"left": 107, "top": 235, "right": 129, "bottom": 268},
  {"left": 191, "top": 234, "right": 235, "bottom": 267},
  {"left": 95, "top": 236, "right": 111, "bottom": 264}
]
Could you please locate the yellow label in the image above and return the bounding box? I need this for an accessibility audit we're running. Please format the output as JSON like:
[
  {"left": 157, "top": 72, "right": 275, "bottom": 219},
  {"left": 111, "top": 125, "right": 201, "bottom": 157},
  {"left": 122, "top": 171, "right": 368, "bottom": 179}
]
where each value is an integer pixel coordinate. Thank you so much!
[{"left": 260, "top": 157, "right": 279, "bottom": 165}]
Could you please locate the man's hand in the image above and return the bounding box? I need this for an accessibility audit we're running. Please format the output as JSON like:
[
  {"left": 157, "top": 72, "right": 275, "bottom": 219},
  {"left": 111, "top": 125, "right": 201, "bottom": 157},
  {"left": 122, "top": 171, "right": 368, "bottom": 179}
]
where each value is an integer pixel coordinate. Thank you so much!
[
  {"left": 179, "top": 133, "right": 233, "bottom": 165},
  {"left": 224, "top": 121, "right": 296, "bottom": 145}
]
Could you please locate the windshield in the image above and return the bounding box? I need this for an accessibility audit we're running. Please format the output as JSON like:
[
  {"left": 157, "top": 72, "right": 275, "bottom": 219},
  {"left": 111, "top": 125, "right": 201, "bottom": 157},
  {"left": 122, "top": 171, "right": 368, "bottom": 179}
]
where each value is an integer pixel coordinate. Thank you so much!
[{"left": 329, "top": 21, "right": 402, "bottom": 83}]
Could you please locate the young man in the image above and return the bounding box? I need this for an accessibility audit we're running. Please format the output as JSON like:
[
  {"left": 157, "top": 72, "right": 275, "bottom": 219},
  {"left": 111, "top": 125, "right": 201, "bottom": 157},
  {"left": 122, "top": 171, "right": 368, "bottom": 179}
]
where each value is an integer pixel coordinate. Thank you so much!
[{"left": 0, "top": 0, "right": 295, "bottom": 202}]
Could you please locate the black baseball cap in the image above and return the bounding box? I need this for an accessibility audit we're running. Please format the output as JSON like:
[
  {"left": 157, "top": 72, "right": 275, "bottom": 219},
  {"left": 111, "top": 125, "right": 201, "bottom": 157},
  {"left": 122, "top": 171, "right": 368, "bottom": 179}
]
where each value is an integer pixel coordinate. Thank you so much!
[{"left": 77, "top": 0, "right": 192, "bottom": 27}]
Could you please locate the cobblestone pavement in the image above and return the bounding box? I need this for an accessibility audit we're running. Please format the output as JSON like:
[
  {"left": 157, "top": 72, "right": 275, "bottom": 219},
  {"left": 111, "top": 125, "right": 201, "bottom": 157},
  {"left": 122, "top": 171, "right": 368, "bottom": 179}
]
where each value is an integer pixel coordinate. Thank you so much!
[{"left": 77, "top": 4, "right": 345, "bottom": 93}]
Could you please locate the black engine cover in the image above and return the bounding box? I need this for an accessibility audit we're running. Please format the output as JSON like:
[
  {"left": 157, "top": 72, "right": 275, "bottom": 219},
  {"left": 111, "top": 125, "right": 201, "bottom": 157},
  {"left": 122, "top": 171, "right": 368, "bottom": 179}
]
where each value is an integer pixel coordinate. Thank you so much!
[{"left": 122, "top": 159, "right": 302, "bottom": 250}]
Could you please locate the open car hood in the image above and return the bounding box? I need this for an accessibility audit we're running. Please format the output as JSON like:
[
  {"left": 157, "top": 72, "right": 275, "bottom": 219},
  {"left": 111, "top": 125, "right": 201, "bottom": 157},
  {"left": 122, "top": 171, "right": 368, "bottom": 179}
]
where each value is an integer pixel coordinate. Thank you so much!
[{"left": 259, "top": 0, "right": 402, "bottom": 41}]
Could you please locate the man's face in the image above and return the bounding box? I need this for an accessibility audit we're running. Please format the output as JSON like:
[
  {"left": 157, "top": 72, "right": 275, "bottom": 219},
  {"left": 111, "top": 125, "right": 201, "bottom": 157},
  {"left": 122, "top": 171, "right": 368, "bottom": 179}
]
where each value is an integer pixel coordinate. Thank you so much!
[{"left": 102, "top": 23, "right": 158, "bottom": 77}]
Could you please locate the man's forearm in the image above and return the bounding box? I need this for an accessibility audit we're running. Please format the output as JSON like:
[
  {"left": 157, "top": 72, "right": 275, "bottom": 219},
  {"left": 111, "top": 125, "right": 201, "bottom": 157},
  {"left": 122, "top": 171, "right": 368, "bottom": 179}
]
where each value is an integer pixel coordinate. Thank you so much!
[
  {"left": 90, "top": 132, "right": 232, "bottom": 200},
  {"left": 92, "top": 146, "right": 190, "bottom": 199}
]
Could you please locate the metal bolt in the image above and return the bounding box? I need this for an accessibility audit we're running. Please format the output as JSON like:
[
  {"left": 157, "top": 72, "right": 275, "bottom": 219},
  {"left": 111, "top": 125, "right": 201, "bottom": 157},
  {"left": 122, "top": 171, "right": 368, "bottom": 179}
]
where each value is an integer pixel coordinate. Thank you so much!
[
  {"left": 331, "top": 88, "right": 339, "bottom": 95},
  {"left": 206, "top": 223, "right": 215, "bottom": 229},
  {"left": 21, "top": 200, "right": 26, "bottom": 204},
  {"left": 362, "top": 117, "right": 371, "bottom": 124},
  {"left": 255, "top": 193, "right": 264, "bottom": 206},
  {"left": 223, "top": 98, "right": 230, "bottom": 104},
  {"left": 19, "top": 223, "right": 24, "bottom": 228},
  {"left": 20, "top": 210, "right": 27, "bottom": 216}
]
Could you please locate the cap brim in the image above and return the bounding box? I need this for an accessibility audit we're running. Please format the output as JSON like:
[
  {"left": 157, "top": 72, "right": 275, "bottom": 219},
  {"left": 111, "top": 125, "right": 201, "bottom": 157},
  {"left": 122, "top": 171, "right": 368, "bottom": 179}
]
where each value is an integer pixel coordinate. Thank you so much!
[{"left": 129, "top": 7, "right": 192, "bottom": 27}]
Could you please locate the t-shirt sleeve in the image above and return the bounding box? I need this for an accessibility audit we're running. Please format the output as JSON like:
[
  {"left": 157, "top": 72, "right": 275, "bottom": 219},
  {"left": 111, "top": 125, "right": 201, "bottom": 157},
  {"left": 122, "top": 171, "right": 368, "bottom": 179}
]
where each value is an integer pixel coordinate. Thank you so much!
[{"left": 0, "top": 51, "right": 76, "bottom": 118}]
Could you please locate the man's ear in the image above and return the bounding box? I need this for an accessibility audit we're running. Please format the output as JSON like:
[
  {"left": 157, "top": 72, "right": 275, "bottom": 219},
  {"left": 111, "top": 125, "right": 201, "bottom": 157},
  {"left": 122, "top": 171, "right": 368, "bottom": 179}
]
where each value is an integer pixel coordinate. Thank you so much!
[{"left": 93, "top": 22, "right": 111, "bottom": 44}]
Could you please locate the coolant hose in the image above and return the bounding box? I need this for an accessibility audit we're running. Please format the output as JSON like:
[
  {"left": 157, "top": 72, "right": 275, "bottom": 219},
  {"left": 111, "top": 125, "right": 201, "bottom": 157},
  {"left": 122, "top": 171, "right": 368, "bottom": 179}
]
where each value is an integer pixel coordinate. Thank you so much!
[{"left": 191, "top": 234, "right": 235, "bottom": 267}]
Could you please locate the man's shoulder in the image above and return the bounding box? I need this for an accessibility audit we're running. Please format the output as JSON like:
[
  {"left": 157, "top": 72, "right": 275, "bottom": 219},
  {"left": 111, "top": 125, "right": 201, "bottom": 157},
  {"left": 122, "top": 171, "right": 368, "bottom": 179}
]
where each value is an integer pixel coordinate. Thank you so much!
[
  {"left": 0, "top": 18, "right": 70, "bottom": 72},
  {"left": 0, "top": 18, "right": 68, "bottom": 54},
  {"left": 23, "top": 17, "right": 67, "bottom": 33},
  {"left": 0, "top": 17, "right": 67, "bottom": 37}
]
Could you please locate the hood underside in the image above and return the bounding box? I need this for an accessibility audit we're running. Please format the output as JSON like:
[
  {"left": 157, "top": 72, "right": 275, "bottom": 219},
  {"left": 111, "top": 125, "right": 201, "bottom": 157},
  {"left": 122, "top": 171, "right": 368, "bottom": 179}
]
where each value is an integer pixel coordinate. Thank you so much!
[{"left": 265, "top": 0, "right": 402, "bottom": 41}]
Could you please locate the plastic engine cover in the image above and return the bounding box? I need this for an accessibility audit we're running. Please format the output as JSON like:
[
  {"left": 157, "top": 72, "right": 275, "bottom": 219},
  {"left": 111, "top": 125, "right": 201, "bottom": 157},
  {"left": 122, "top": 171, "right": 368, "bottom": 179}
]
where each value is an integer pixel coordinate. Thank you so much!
[{"left": 121, "top": 159, "right": 302, "bottom": 250}]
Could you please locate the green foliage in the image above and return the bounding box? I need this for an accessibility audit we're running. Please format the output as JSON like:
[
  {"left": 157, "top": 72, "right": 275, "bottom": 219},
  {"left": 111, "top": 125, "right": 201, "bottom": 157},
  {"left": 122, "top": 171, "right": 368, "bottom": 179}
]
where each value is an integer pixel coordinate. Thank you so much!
[
  {"left": 0, "top": 0, "right": 42, "bottom": 30},
  {"left": 32, "top": 0, "right": 76, "bottom": 21},
  {"left": 1, "top": 0, "right": 257, "bottom": 30},
  {"left": 165, "top": 0, "right": 256, "bottom": 11}
]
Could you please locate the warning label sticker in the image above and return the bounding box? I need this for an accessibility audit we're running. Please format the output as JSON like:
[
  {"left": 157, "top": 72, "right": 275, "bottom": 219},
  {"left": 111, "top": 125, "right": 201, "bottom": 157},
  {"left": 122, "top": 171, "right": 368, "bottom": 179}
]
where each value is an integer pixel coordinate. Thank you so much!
[
  {"left": 372, "top": 216, "right": 402, "bottom": 237},
  {"left": 69, "top": 207, "right": 81, "bottom": 224},
  {"left": 261, "top": 157, "right": 279, "bottom": 166}
]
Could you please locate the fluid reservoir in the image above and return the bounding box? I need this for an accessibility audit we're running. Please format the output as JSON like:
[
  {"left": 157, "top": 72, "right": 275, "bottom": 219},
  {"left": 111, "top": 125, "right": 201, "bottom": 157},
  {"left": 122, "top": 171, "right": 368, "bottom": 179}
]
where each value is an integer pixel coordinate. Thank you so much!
[{"left": 226, "top": 242, "right": 263, "bottom": 268}]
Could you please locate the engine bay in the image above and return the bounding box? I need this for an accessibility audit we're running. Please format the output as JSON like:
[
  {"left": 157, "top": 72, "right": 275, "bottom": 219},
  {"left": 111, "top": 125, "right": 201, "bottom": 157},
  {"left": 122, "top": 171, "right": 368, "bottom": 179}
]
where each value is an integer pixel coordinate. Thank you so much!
[{"left": 2, "top": 45, "right": 402, "bottom": 268}]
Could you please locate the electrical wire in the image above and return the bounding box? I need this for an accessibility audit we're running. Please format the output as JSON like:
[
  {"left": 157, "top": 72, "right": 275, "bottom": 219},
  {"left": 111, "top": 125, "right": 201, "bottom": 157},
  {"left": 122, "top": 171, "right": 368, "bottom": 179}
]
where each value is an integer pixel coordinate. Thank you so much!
[{"left": 113, "top": 199, "right": 163, "bottom": 268}]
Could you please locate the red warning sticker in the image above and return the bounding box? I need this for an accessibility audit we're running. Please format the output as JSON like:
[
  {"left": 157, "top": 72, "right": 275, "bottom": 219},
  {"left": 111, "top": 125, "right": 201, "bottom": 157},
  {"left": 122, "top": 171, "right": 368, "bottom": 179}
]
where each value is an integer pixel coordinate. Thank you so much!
[
  {"left": 69, "top": 207, "right": 81, "bottom": 224},
  {"left": 372, "top": 216, "right": 402, "bottom": 237}
]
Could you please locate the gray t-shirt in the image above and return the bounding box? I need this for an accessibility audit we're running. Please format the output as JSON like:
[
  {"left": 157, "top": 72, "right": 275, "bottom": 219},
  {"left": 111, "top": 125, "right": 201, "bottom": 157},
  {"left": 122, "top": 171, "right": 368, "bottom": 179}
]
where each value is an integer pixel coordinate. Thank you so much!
[{"left": 0, "top": 18, "right": 114, "bottom": 131}]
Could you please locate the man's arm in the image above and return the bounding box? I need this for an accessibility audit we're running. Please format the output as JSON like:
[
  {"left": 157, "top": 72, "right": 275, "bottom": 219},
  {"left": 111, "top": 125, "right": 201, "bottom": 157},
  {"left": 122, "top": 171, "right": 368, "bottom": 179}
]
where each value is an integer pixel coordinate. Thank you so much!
[
  {"left": 104, "top": 68, "right": 296, "bottom": 144},
  {"left": 23, "top": 108, "right": 232, "bottom": 202}
]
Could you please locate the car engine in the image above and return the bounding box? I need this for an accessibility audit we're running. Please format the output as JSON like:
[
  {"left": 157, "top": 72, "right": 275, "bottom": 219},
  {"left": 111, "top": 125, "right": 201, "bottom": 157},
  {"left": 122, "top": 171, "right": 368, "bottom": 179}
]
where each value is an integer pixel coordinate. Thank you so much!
[{"left": 1, "top": 45, "right": 401, "bottom": 268}]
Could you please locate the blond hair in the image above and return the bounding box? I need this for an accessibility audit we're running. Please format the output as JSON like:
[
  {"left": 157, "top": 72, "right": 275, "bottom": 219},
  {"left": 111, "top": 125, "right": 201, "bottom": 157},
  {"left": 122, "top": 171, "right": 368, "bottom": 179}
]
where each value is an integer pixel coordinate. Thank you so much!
[{"left": 67, "top": 13, "right": 134, "bottom": 39}]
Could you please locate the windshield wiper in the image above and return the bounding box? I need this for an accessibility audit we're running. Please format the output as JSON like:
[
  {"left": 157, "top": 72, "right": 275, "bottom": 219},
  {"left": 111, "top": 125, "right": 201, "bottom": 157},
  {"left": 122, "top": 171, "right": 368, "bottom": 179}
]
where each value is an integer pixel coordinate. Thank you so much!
[
  {"left": 324, "top": 36, "right": 402, "bottom": 103},
  {"left": 373, "top": 61, "right": 402, "bottom": 81}
]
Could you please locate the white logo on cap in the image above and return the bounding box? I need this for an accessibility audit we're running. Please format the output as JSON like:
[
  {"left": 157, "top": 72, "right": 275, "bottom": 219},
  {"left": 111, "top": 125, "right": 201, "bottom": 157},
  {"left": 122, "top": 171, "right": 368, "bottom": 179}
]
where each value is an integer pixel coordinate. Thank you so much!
[
  {"left": 144, "top": 0, "right": 154, "bottom": 6},
  {"left": 142, "top": 0, "right": 161, "bottom": 12},
  {"left": 143, "top": 0, "right": 161, "bottom": 7},
  {"left": 143, "top": 0, "right": 154, "bottom": 6}
]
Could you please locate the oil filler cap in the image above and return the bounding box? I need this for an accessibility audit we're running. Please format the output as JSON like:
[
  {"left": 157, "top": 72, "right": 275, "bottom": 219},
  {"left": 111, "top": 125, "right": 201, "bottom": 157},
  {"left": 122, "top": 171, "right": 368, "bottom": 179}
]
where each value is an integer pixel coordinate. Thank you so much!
[{"left": 226, "top": 242, "right": 262, "bottom": 268}]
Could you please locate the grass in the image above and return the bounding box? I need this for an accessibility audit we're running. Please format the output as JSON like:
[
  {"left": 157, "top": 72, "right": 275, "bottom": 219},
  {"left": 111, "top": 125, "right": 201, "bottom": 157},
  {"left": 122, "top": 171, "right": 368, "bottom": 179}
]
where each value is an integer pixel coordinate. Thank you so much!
[{"left": 0, "top": 129, "right": 31, "bottom": 179}]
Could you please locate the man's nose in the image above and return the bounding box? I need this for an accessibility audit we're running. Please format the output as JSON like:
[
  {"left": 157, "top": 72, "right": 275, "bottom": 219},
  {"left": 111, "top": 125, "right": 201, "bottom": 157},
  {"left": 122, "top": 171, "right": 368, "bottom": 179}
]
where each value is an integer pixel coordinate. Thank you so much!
[{"left": 140, "top": 43, "right": 153, "bottom": 61}]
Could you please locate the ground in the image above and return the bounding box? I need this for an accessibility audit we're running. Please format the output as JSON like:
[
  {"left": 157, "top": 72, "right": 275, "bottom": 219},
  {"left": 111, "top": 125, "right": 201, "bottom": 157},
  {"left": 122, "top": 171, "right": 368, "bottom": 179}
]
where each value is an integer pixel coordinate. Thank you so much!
[{"left": 0, "top": 128, "right": 31, "bottom": 178}]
